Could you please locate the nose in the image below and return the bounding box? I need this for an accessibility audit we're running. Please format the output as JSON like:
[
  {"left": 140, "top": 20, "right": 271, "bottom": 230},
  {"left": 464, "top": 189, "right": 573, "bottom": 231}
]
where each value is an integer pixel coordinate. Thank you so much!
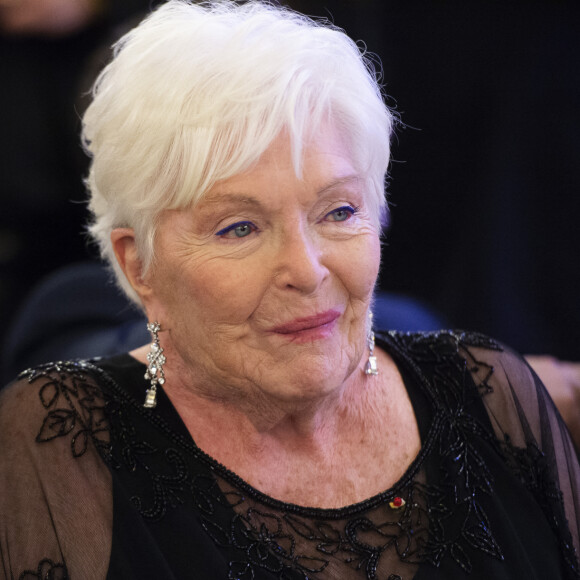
[{"left": 273, "top": 226, "right": 328, "bottom": 294}]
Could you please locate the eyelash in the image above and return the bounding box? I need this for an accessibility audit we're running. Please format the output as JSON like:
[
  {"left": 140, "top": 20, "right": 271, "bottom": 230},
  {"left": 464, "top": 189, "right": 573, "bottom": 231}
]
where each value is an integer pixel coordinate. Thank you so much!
[
  {"left": 324, "top": 205, "right": 359, "bottom": 222},
  {"left": 215, "top": 221, "right": 258, "bottom": 239},
  {"left": 215, "top": 205, "right": 359, "bottom": 239}
]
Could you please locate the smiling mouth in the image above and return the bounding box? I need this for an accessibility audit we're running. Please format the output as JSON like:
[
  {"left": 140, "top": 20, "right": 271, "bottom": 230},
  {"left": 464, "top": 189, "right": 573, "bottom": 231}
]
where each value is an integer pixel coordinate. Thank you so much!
[{"left": 270, "top": 310, "right": 340, "bottom": 340}]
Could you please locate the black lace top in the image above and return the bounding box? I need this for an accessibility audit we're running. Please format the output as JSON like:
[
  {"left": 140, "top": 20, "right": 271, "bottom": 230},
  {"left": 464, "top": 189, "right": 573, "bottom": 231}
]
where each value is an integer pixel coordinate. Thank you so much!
[{"left": 0, "top": 331, "right": 578, "bottom": 580}]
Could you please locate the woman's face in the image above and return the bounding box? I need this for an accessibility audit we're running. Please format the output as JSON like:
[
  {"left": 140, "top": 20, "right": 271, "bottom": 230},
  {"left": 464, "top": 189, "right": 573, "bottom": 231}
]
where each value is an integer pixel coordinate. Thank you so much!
[{"left": 142, "top": 125, "right": 382, "bottom": 406}]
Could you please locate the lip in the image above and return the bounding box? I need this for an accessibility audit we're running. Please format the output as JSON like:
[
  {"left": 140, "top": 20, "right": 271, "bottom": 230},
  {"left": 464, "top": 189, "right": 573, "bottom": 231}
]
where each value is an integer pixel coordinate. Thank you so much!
[{"left": 270, "top": 310, "right": 341, "bottom": 340}]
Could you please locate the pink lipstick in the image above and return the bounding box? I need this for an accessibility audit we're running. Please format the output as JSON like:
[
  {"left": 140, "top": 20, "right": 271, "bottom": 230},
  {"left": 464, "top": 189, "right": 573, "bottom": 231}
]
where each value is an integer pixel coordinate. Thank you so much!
[{"left": 270, "top": 310, "right": 340, "bottom": 342}]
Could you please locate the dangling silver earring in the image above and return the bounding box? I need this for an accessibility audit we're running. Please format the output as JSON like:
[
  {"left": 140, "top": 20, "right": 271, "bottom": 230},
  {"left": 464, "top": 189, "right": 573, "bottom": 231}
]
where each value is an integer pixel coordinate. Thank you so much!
[
  {"left": 143, "top": 321, "right": 166, "bottom": 408},
  {"left": 364, "top": 312, "right": 378, "bottom": 376}
]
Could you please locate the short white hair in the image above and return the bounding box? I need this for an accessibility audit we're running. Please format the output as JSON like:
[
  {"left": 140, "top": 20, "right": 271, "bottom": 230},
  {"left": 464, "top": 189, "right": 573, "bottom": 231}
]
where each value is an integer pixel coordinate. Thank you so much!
[{"left": 83, "top": 0, "right": 394, "bottom": 304}]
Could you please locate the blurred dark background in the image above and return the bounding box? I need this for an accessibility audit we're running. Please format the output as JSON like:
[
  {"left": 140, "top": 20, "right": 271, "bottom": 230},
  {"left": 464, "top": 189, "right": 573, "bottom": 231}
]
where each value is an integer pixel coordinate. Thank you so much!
[
  {"left": 1, "top": 0, "right": 579, "bottom": 379},
  {"left": 290, "top": 0, "right": 580, "bottom": 361}
]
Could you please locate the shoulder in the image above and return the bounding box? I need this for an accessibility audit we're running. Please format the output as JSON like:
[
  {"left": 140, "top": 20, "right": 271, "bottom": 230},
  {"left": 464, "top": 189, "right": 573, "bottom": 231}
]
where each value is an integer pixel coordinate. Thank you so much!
[
  {"left": 377, "top": 328, "right": 533, "bottom": 376},
  {"left": 0, "top": 360, "right": 115, "bottom": 579},
  {"left": 377, "top": 329, "right": 546, "bottom": 443},
  {"left": 0, "top": 359, "right": 114, "bottom": 461},
  {"left": 377, "top": 328, "right": 504, "bottom": 353},
  {"left": 377, "top": 329, "right": 511, "bottom": 384}
]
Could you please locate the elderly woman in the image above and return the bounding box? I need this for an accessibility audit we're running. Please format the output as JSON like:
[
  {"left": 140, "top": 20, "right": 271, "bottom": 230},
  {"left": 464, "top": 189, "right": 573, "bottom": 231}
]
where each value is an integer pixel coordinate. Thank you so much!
[{"left": 0, "top": 1, "right": 578, "bottom": 579}]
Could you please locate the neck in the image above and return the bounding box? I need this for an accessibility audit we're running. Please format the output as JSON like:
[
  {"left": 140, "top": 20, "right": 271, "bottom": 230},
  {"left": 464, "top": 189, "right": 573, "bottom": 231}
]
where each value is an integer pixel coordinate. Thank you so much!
[
  {"left": 171, "top": 357, "right": 370, "bottom": 444},
  {"left": 131, "top": 344, "right": 421, "bottom": 507},
  {"left": 131, "top": 342, "right": 375, "bottom": 451}
]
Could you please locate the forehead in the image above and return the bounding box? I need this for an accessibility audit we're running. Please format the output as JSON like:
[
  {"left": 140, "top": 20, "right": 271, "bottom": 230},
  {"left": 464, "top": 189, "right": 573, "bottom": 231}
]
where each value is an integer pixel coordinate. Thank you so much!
[{"left": 201, "top": 125, "right": 359, "bottom": 204}]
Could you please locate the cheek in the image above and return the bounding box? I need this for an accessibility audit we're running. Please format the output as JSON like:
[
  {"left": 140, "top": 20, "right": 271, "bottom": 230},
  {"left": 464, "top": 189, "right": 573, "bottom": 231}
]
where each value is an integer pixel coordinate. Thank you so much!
[
  {"left": 160, "top": 256, "right": 271, "bottom": 327},
  {"left": 337, "top": 233, "right": 381, "bottom": 300}
]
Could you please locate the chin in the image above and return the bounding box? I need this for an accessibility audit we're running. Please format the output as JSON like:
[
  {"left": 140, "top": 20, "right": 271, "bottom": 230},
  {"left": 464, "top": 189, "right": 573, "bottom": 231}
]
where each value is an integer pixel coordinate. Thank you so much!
[{"left": 271, "top": 359, "right": 355, "bottom": 401}]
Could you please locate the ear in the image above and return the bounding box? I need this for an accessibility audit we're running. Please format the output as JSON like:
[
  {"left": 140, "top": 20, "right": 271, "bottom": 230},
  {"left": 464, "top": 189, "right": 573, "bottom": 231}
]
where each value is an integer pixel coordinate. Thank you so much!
[{"left": 111, "top": 228, "right": 153, "bottom": 303}]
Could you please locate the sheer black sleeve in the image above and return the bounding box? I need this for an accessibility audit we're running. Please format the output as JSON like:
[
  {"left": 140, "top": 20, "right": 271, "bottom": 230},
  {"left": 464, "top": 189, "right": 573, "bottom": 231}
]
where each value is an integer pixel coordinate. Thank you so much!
[
  {"left": 0, "top": 362, "right": 113, "bottom": 580},
  {"left": 461, "top": 338, "right": 580, "bottom": 571}
]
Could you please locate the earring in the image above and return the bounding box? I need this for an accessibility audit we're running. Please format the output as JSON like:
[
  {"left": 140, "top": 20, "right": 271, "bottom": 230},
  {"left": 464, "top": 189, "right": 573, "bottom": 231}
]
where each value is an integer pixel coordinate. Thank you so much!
[
  {"left": 364, "top": 312, "right": 378, "bottom": 376},
  {"left": 143, "top": 321, "right": 166, "bottom": 408}
]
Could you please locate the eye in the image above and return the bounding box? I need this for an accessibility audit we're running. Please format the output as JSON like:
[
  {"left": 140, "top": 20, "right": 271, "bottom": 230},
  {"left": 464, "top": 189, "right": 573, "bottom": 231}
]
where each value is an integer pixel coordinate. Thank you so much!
[
  {"left": 215, "top": 221, "right": 258, "bottom": 239},
  {"left": 324, "top": 205, "right": 359, "bottom": 222}
]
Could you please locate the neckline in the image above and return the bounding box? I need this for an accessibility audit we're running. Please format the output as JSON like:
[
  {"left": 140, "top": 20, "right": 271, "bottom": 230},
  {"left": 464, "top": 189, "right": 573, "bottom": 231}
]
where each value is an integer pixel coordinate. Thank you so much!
[{"left": 98, "top": 331, "right": 437, "bottom": 519}]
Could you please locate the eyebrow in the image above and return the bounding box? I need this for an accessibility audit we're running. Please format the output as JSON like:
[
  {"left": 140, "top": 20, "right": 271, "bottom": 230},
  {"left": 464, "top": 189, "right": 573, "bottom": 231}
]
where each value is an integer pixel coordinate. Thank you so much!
[
  {"left": 317, "top": 175, "right": 363, "bottom": 194},
  {"left": 201, "top": 175, "right": 363, "bottom": 208},
  {"left": 200, "top": 193, "right": 264, "bottom": 208}
]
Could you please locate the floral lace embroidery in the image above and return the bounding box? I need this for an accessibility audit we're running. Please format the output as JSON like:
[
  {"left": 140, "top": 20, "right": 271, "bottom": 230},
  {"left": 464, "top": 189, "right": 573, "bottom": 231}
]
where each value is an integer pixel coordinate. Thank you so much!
[
  {"left": 22, "top": 331, "right": 579, "bottom": 579},
  {"left": 18, "top": 558, "right": 69, "bottom": 580},
  {"left": 21, "top": 360, "right": 111, "bottom": 460},
  {"left": 200, "top": 479, "right": 430, "bottom": 579}
]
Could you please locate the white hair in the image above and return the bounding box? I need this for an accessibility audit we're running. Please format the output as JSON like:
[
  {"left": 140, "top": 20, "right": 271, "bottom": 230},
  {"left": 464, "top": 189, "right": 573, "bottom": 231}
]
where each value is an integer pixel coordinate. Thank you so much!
[{"left": 83, "top": 0, "right": 394, "bottom": 304}]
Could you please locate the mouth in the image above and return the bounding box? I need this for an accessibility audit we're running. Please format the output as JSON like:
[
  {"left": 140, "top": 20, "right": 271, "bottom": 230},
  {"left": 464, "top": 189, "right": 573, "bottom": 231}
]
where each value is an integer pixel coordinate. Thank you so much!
[{"left": 270, "top": 310, "right": 341, "bottom": 342}]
